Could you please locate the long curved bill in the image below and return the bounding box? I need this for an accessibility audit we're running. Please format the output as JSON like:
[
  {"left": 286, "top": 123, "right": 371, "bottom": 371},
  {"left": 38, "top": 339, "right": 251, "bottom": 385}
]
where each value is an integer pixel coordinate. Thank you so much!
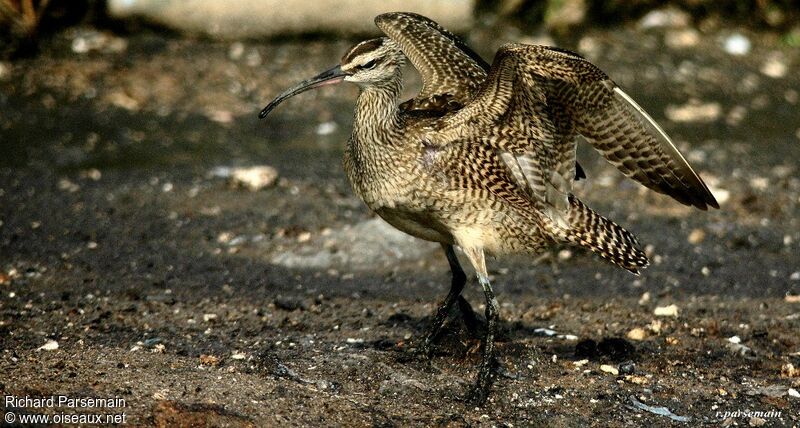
[{"left": 259, "top": 65, "right": 347, "bottom": 119}]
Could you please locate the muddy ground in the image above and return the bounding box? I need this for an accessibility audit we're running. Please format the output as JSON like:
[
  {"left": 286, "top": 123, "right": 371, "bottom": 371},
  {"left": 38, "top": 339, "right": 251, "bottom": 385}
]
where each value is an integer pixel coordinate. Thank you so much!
[{"left": 1, "top": 20, "right": 799, "bottom": 427}]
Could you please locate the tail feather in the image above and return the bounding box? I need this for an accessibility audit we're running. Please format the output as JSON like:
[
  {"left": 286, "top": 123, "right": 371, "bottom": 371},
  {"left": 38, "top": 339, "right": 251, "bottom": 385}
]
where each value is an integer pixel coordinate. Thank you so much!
[{"left": 558, "top": 195, "right": 649, "bottom": 274}]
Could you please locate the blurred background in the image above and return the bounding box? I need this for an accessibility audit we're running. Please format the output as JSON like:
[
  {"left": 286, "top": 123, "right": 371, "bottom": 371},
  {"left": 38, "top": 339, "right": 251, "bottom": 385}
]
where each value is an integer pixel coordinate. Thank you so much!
[{"left": 1, "top": 1, "right": 799, "bottom": 425}]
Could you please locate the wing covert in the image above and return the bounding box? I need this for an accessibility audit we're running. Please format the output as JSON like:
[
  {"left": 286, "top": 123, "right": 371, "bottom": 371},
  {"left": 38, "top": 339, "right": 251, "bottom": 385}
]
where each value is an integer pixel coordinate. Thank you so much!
[
  {"left": 443, "top": 43, "right": 719, "bottom": 210},
  {"left": 375, "top": 12, "right": 489, "bottom": 113}
]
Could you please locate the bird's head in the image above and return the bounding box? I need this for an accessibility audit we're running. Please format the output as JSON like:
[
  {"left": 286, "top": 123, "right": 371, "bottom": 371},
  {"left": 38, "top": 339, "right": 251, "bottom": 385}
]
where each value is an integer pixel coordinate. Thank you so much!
[{"left": 259, "top": 37, "right": 403, "bottom": 119}]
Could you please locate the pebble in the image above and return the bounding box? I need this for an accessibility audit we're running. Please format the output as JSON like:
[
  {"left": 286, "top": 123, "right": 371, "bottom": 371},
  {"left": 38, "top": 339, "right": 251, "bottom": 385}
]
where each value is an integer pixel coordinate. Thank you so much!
[
  {"left": 665, "top": 100, "right": 721, "bottom": 123},
  {"left": 231, "top": 352, "right": 246, "bottom": 360},
  {"left": 627, "top": 327, "right": 647, "bottom": 341},
  {"left": 760, "top": 56, "right": 787, "bottom": 78},
  {"left": 71, "top": 30, "right": 127, "bottom": 54},
  {"left": 781, "top": 363, "right": 798, "bottom": 378},
  {"left": 723, "top": 33, "right": 751, "bottom": 55},
  {"left": 619, "top": 361, "right": 636, "bottom": 375},
  {"left": 315, "top": 121, "right": 338, "bottom": 136},
  {"left": 199, "top": 354, "right": 220, "bottom": 366},
  {"left": 653, "top": 304, "right": 679, "bottom": 317},
  {"left": 107, "top": 91, "right": 140, "bottom": 111},
  {"left": 709, "top": 186, "right": 730, "bottom": 204},
  {"left": 58, "top": 178, "right": 80, "bottom": 193},
  {"left": 207, "top": 109, "right": 233, "bottom": 124},
  {"left": 39, "top": 340, "right": 59, "bottom": 351},
  {"left": 626, "top": 375, "right": 649, "bottom": 385},
  {"left": 728, "top": 335, "right": 742, "bottom": 344},
  {"left": 727, "top": 341, "right": 754, "bottom": 357},
  {"left": 0, "top": 62, "right": 9, "bottom": 80},
  {"left": 726, "top": 105, "right": 747, "bottom": 126},
  {"left": 665, "top": 29, "right": 699, "bottom": 49},
  {"left": 600, "top": 364, "right": 619, "bottom": 375},
  {"left": 231, "top": 166, "right": 278, "bottom": 191},
  {"left": 638, "top": 292, "right": 651, "bottom": 305},
  {"left": 789, "top": 388, "right": 800, "bottom": 398},
  {"left": 228, "top": 42, "right": 245, "bottom": 60},
  {"left": 648, "top": 319, "right": 663, "bottom": 334},
  {"left": 687, "top": 228, "right": 705, "bottom": 244},
  {"left": 638, "top": 7, "right": 690, "bottom": 29}
]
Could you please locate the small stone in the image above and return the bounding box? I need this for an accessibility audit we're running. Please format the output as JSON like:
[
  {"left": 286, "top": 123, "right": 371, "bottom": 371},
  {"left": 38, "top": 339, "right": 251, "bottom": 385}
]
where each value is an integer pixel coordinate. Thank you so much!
[
  {"left": 781, "top": 363, "right": 799, "bottom": 378},
  {"left": 619, "top": 361, "right": 635, "bottom": 375},
  {"left": 627, "top": 328, "right": 647, "bottom": 341},
  {"left": 573, "top": 359, "right": 589, "bottom": 367},
  {"left": 558, "top": 249, "right": 572, "bottom": 261},
  {"left": 649, "top": 319, "right": 663, "bottom": 334},
  {"left": 788, "top": 388, "right": 800, "bottom": 398},
  {"left": 665, "top": 29, "right": 699, "bottom": 49},
  {"left": 245, "top": 49, "right": 262, "bottom": 67},
  {"left": 638, "top": 292, "right": 651, "bottom": 305},
  {"left": 724, "top": 33, "right": 751, "bottom": 55},
  {"left": 207, "top": 109, "right": 233, "bottom": 124},
  {"left": 785, "top": 293, "right": 800, "bottom": 302},
  {"left": 315, "top": 121, "right": 338, "bottom": 136},
  {"left": 202, "top": 313, "right": 218, "bottom": 322},
  {"left": 653, "top": 304, "right": 679, "bottom": 317},
  {"left": 760, "top": 56, "right": 787, "bottom": 78},
  {"left": 665, "top": 336, "right": 679, "bottom": 345},
  {"left": 106, "top": 91, "right": 140, "bottom": 111},
  {"left": 228, "top": 42, "right": 244, "bottom": 60},
  {"left": 665, "top": 100, "right": 721, "bottom": 123},
  {"left": 86, "top": 241, "right": 98, "bottom": 249},
  {"left": 728, "top": 335, "right": 742, "bottom": 344},
  {"left": 0, "top": 62, "right": 10, "bottom": 80},
  {"left": 687, "top": 228, "right": 706, "bottom": 244},
  {"left": 199, "top": 354, "right": 220, "bottom": 366},
  {"left": 84, "top": 168, "right": 102, "bottom": 181},
  {"left": 709, "top": 186, "right": 730, "bottom": 204},
  {"left": 749, "top": 417, "right": 767, "bottom": 427},
  {"left": 600, "top": 364, "right": 619, "bottom": 375},
  {"left": 626, "top": 375, "right": 648, "bottom": 385},
  {"left": 231, "top": 166, "right": 278, "bottom": 191},
  {"left": 231, "top": 352, "right": 246, "bottom": 360},
  {"left": 58, "top": 178, "right": 80, "bottom": 193},
  {"left": 39, "top": 340, "right": 59, "bottom": 351},
  {"left": 727, "top": 342, "right": 754, "bottom": 357},
  {"left": 638, "top": 7, "right": 690, "bottom": 29}
]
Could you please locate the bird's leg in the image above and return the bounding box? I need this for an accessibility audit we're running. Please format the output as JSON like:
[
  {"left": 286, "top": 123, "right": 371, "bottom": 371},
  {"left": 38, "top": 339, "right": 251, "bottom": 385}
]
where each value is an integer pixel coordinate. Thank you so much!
[
  {"left": 445, "top": 245, "right": 483, "bottom": 338},
  {"left": 419, "top": 244, "right": 468, "bottom": 357},
  {"left": 461, "top": 246, "right": 499, "bottom": 404}
]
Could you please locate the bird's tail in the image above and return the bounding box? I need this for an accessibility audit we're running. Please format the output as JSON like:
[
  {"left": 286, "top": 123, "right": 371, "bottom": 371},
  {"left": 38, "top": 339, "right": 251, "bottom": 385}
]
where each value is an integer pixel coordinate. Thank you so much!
[{"left": 549, "top": 195, "right": 649, "bottom": 274}]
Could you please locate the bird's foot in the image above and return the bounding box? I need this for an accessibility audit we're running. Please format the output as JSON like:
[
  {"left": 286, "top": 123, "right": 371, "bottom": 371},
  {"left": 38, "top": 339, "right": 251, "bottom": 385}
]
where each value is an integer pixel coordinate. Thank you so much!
[{"left": 464, "top": 357, "right": 496, "bottom": 405}]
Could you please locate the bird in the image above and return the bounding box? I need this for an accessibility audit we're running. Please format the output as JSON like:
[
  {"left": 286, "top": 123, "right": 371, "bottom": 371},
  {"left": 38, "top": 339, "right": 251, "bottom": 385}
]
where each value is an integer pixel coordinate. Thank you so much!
[{"left": 259, "top": 12, "right": 718, "bottom": 403}]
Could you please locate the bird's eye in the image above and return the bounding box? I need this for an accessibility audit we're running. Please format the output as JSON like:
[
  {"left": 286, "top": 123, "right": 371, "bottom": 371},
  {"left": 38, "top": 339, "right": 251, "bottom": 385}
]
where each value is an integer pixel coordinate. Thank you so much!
[{"left": 362, "top": 59, "right": 377, "bottom": 69}]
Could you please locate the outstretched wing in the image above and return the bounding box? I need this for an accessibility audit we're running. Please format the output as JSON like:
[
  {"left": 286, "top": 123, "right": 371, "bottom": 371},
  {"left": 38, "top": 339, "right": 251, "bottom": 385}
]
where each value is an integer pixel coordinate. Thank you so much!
[
  {"left": 442, "top": 43, "right": 719, "bottom": 211},
  {"left": 375, "top": 12, "right": 488, "bottom": 114}
]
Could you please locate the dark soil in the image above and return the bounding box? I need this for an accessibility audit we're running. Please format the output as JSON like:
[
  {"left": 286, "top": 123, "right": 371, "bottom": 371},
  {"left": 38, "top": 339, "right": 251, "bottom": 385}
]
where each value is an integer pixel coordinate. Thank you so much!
[{"left": 1, "top": 23, "right": 799, "bottom": 427}]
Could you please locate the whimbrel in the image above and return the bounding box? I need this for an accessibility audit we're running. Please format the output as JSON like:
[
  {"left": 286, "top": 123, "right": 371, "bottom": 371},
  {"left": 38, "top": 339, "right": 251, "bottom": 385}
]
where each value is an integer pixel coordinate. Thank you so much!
[{"left": 260, "top": 12, "right": 718, "bottom": 402}]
